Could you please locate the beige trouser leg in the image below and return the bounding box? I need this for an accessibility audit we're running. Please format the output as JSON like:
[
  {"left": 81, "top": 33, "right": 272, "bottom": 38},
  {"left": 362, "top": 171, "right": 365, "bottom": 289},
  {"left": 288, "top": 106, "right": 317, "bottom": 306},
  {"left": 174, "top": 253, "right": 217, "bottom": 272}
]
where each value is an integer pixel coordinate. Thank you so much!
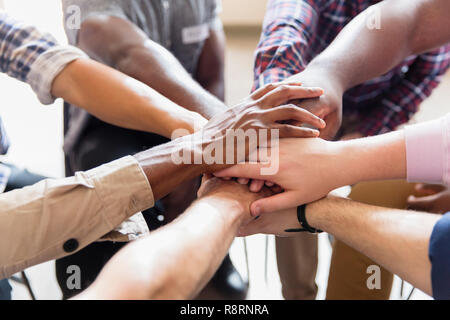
[
  {"left": 276, "top": 233, "right": 318, "bottom": 300},
  {"left": 326, "top": 180, "right": 417, "bottom": 300}
]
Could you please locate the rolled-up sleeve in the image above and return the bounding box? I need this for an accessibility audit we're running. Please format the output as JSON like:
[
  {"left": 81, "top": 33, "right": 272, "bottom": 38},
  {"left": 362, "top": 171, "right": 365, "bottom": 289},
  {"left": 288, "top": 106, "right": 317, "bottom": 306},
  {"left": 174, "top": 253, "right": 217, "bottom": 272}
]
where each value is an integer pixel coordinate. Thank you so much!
[
  {"left": 0, "top": 156, "right": 154, "bottom": 279},
  {"left": 0, "top": 11, "right": 87, "bottom": 105},
  {"left": 429, "top": 213, "right": 450, "bottom": 300},
  {"left": 405, "top": 113, "right": 450, "bottom": 186}
]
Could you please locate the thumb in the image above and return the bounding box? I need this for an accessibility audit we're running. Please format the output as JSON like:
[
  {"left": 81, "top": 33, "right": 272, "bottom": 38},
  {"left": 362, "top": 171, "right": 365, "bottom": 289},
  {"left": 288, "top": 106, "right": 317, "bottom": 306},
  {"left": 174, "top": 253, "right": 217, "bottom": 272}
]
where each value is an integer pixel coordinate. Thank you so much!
[
  {"left": 214, "top": 163, "right": 266, "bottom": 180},
  {"left": 251, "top": 191, "right": 300, "bottom": 216},
  {"left": 407, "top": 194, "right": 436, "bottom": 211}
]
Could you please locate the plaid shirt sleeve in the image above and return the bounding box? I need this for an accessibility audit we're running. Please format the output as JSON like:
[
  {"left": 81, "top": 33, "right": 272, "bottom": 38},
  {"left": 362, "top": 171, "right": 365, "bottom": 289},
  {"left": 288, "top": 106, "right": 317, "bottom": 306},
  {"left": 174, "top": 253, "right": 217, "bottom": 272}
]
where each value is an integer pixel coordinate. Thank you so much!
[
  {"left": 253, "top": 0, "right": 322, "bottom": 90},
  {"left": 357, "top": 45, "right": 450, "bottom": 136},
  {"left": 0, "top": 11, "right": 87, "bottom": 105}
]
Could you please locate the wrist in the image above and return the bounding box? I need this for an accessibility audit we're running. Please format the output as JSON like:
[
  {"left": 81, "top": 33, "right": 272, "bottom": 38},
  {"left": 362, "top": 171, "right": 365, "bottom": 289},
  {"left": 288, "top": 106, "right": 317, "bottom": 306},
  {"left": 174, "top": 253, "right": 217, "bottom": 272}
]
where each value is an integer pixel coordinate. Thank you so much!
[
  {"left": 306, "top": 196, "right": 345, "bottom": 231},
  {"left": 323, "top": 140, "right": 359, "bottom": 188},
  {"left": 341, "top": 130, "right": 407, "bottom": 184},
  {"left": 199, "top": 194, "right": 247, "bottom": 224},
  {"left": 301, "top": 63, "right": 345, "bottom": 96}
]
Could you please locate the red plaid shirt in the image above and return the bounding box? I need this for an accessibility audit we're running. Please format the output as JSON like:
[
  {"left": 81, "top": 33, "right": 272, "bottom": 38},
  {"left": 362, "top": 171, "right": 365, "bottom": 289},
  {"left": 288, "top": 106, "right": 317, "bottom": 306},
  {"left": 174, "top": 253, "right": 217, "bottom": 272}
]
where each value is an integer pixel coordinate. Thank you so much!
[{"left": 254, "top": 0, "right": 450, "bottom": 136}]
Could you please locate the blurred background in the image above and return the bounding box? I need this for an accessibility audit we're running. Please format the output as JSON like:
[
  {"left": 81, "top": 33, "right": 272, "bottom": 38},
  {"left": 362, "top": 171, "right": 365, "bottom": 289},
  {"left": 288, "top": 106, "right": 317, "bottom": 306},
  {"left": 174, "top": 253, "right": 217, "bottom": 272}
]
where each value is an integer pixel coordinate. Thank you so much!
[{"left": 1, "top": 0, "right": 448, "bottom": 300}]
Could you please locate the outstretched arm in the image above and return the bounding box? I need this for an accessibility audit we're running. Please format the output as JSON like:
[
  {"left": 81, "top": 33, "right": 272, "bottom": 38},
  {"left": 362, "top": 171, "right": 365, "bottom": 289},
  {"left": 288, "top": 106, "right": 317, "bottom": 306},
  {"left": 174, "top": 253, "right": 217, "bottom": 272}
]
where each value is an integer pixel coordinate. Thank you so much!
[
  {"left": 240, "top": 197, "right": 442, "bottom": 296},
  {"left": 283, "top": 0, "right": 450, "bottom": 139},
  {"left": 77, "top": 15, "right": 226, "bottom": 119},
  {"left": 0, "top": 11, "right": 204, "bottom": 138},
  {"left": 52, "top": 58, "right": 206, "bottom": 137},
  {"left": 307, "top": 0, "right": 450, "bottom": 92},
  {"left": 75, "top": 177, "right": 270, "bottom": 300},
  {"left": 216, "top": 129, "right": 406, "bottom": 215},
  {"left": 217, "top": 111, "right": 450, "bottom": 215}
]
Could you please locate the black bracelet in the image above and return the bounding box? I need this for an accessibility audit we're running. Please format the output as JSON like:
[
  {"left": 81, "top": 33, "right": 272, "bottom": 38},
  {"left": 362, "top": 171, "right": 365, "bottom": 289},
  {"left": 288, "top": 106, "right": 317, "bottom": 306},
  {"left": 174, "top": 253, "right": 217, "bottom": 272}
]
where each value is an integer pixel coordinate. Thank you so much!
[{"left": 285, "top": 204, "right": 323, "bottom": 234}]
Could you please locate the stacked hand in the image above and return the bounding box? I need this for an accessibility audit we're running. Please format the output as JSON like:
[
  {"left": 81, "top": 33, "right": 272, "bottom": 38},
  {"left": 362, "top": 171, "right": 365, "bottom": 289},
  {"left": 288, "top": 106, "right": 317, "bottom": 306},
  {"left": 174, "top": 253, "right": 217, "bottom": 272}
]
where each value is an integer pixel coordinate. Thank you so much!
[
  {"left": 196, "top": 79, "right": 346, "bottom": 236},
  {"left": 198, "top": 82, "right": 326, "bottom": 172},
  {"left": 283, "top": 67, "right": 344, "bottom": 140},
  {"left": 197, "top": 174, "right": 273, "bottom": 225},
  {"left": 214, "top": 138, "right": 350, "bottom": 216}
]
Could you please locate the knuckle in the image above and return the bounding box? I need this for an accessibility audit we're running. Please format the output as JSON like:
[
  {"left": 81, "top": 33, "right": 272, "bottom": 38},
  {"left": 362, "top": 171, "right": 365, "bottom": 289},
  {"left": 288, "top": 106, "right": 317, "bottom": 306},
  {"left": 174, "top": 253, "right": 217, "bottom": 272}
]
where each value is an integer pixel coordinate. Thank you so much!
[
  {"left": 279, "top": 84, "right": 290, "bottom": 92},
  {"left": 282, "top": 125, "right": 294, "bottom": 134},
  {"left": 264, "top": 83, "right": 276, "bottom": 91}
]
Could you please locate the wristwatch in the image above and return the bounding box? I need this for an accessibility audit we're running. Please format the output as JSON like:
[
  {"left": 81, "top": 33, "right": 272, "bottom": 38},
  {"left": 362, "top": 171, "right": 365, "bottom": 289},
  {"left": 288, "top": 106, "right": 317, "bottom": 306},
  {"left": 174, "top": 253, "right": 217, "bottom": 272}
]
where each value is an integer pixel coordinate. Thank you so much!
[{"left": 284, "top": 204, "right": 323, "bottom": 234}]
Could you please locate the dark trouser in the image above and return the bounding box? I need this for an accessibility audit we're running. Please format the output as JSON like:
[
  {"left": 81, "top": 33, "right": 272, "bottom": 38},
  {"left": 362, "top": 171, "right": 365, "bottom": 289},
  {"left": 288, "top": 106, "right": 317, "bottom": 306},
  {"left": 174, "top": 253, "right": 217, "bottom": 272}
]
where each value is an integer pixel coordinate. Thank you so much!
[
  {"left": 56, "top": 124, "right": 201, "bottom": 299},
  {"left": 0, "top": 163, "right": 47, "bottom": 300},
  {"left": 0, "top": 280, "right": 11, "bottom": 300}
]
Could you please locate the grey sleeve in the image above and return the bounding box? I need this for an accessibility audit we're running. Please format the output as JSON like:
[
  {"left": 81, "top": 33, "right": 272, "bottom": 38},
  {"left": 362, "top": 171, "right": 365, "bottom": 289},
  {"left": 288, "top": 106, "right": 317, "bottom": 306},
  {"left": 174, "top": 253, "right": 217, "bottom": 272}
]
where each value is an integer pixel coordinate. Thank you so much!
[
  {"left": 208, "top": 0, "right": 223, "bottom": 30},
  {"left": 61, "top": 0, "right": 128, "bottom": 45}
]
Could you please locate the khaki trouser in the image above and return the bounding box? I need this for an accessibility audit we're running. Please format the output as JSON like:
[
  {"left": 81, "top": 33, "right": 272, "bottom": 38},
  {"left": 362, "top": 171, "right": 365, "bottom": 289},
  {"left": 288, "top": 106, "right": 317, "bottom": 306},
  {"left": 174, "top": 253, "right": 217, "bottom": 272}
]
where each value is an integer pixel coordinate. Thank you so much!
[
  {"left": 277, "top": 180, "right": 418, "bottom": 300},
  {"left": 276, "top": 233, "right": 318, "bottom": 300}
]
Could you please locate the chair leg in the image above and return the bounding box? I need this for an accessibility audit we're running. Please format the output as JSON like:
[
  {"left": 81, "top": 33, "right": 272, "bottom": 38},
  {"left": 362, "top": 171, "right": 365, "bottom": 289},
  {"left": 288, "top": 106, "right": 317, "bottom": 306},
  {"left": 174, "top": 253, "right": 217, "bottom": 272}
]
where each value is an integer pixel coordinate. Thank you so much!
[{"left": 21, "top": 272, "right": 36, "bottom": 300}]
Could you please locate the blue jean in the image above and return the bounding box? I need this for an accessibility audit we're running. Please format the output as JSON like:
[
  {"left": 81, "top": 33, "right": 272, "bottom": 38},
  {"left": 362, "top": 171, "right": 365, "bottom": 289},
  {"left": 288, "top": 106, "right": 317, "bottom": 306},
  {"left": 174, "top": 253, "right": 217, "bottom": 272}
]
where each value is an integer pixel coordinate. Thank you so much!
[
  {"left": 0, "top": 278, "right": 12, "bottom": 300},
  {"left": 429, "top": 212, "right": 450, "bottom": 300}
]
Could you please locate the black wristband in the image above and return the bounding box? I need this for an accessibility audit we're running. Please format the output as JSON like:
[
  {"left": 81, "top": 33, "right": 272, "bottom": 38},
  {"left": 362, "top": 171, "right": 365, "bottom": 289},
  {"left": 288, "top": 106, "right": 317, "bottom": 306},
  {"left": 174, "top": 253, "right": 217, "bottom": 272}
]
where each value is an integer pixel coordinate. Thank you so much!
[{"left": 285, "top": 204, "right": 323, "bottom": 234}]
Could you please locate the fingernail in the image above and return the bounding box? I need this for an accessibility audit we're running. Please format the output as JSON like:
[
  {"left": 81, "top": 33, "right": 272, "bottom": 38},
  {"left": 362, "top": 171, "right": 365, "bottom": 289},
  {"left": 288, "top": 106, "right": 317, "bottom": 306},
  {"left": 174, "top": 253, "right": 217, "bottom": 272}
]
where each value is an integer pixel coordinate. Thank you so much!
[
  {"left": 252, "top": 205, "right": 261, "bottom": 217},
  {"left": 311, "top": 87, "right": 324, "bottom": 93}
]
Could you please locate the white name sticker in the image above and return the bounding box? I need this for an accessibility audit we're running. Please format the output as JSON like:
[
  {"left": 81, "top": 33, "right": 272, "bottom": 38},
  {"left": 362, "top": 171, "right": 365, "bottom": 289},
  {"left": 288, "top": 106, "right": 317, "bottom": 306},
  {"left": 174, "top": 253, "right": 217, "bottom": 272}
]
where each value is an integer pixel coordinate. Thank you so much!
[{"left": 182, "top": 24, "right": 210, "bottom": 44}]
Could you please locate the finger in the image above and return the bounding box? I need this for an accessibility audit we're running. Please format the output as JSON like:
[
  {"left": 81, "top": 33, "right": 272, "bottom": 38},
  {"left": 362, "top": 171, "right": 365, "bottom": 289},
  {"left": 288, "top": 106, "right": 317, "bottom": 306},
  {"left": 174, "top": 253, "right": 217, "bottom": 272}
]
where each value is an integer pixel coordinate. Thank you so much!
[
  {"left": 271, "top": 185, "right": 283, "bottom": 194},
  {"left": 250, "top": 82, "right": 302, "bottom": 100},
  {"left": 407, "top": 195, "right": 436, "bottom": 211},
  {"left": 415, "top": 183, "right": 445, "bottom": 195},
  {"left": 237, "top": 178, "right": 250, "bottom": 185},
  {"left": 259, "top": 85, "right": 324, "bottom": 107},
  {"left": 275, "top": 124, "right": 320, "bottom": 138},
  {"left": 299, "top": 98, "right": 331, "bottom": 117},
  {"left": 214, "top": 163, "right": 266, "bottom": 180},
  {"left": 264, "top": 105, "right": 326, "bottom": 129},
  {"left": 251, "top": 191, "right": 300, "bottom": 216},
  {"left": 265, "top": 181, "right": 275, "bottom": 187},
  {"left": 249, "top": 179, "right": 265, "bottom": 193},
  {"left": 319, "top": 111, "right": 341, "bottom": 140}
]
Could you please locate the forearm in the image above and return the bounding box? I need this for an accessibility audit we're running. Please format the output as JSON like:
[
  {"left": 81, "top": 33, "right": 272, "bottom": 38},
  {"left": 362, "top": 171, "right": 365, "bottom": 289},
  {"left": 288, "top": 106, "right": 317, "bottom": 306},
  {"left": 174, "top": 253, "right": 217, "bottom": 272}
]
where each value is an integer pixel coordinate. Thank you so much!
[
  {"left": 52, "top": 58, "right": 203, "bottom": 138},
  {"left": 133, "top": 134, "right": 205, "bottom": 201},
  {"left": 78, "top": 16, "right": 226, "bottom": 119},
  {"left": 336, "top": 130, "right": 407, "bottom": 186},
  {"left": 77, "top": 196, "right": 245, "bottom": 300},
  {"left": 195, "top": 29, "right": 226, "bottom": 102},
  {"left": 307, "top": 197, "right": 441, "bottom": 295},
  {"left": 114, "top": 42, "right": 226, "bottom": 119},
  {"left": 305, "top": 0, "right": 450, "bottom": 91},
  {"left": 0, "top": 156, "right": 153, "bottom": 279}
]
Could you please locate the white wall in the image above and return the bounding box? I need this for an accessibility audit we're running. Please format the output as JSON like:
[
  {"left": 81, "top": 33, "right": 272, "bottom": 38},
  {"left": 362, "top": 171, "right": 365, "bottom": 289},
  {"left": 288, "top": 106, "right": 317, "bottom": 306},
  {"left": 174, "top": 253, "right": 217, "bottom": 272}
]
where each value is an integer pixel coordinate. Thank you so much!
[
  {"left": 221, "top": 0, "right": 268, "bottom": 26},
  {"left": 0, "top": 0, "right": 66, "bottom": 178}
]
